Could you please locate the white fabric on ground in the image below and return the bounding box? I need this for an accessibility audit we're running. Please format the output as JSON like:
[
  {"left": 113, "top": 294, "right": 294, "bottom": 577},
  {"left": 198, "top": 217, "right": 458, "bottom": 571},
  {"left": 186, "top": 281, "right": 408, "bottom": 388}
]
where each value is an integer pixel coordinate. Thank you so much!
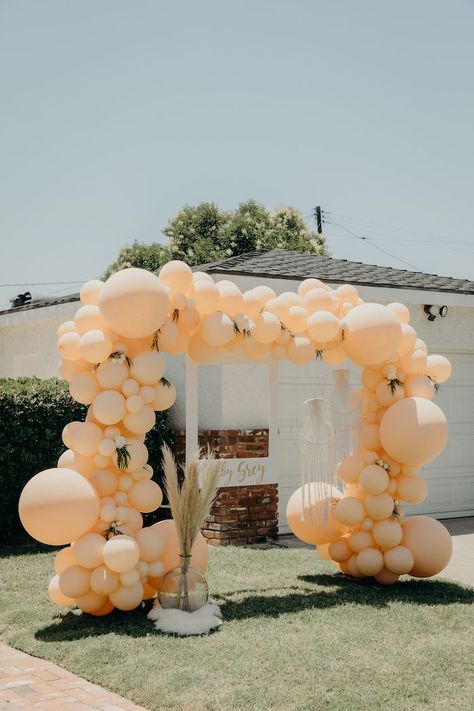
[{"left": 148, "top": 602, "right": 223, "bottom": 635}]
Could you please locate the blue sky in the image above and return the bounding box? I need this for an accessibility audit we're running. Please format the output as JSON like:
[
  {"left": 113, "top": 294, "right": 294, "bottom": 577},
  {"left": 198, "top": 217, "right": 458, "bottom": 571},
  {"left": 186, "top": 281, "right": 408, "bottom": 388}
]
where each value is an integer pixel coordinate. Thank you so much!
[{"left": 1, "top": 0, "right": 473, "bottom": 308}]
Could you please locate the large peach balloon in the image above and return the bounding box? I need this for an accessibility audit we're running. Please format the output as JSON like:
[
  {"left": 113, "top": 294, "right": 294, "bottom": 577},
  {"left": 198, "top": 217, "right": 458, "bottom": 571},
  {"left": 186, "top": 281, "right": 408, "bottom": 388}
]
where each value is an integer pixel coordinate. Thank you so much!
[
  {"left": 19, "top": 468, "right": 100, "bottom": 546},
  {"left": 99, "top": 268, "right": 169, "bottom": 338},
  {"left": 286, "top": 484, "right": 346, "bottom": 545},
  {"left": 342, "top": 303, "right": 401, "bottom": 366},
  {"left": 379, "top": 397, "right": 448, "bottom": 465},
  {"left": 152, "top": 519, "right": 209, "bottom": 575},
  {"left": 401, "top": 516, "right": 452, "bottom": 577}
]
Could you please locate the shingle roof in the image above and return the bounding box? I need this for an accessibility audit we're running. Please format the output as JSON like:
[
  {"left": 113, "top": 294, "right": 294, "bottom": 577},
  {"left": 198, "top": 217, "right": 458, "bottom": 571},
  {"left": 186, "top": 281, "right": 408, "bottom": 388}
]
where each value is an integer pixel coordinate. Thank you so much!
[
  {"left": 0, "top": 292, "right": 80, "bottom": 316},
  {"left": 199, "top": 249, "right": 474, "bottom": 295}
]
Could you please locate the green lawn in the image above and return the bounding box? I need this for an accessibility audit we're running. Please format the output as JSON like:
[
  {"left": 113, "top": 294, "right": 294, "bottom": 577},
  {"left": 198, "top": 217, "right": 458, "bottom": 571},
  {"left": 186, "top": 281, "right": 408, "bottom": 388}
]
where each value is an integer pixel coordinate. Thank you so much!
[{"left": 0, "top": 545, "right": 473, "bottom": 711}]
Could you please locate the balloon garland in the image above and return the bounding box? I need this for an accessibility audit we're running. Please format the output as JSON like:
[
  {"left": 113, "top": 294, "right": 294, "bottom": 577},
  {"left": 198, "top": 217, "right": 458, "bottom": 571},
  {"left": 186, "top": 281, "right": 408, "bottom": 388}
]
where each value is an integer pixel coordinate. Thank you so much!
[{"left": 18, "top": 260, "right": 453, "bottom": 615}]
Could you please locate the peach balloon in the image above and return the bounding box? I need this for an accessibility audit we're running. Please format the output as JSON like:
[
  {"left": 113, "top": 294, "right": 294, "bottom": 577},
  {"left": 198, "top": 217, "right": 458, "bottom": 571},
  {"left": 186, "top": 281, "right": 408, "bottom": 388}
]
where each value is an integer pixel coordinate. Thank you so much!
[
  {"left": 426, "top": 355, "right": 452, "bottom": 383},
  {"left": 76, "top": 591, "right": 108, "bottom": 614},
  {"left": 158, "top": 260, "right": 193, "bottom": 292},
  {"left": 398, "top": 324, "right": 417, "bottom": 356},
  {"left": 69, "top": 372, "right": 100, "bottom": 405},
  {"left": 342, "top": 303, "right": 401, "bottom": 366},
  {"left": 271, "top": 344, "right": 287, "bottom": 360},
  {"left": 387, "top": 302, "right": 410, "bottom": 324},
  {"left": 128, "top": 479, "right": 163, "bottom": 513},
  {"left": 347, "top": 530, "right": 374, "bottom": 553},
  {"left": 356, "top": 548, "right": 384, "bottom": 577},
  {"left": 303, "top": 288, "right": 336, "bottom": 314},
  {"left": 374, "top": 568, "right": 400, "bottom": 585},
  {"left": 110, "top": 582, "right": 144, "bottom": 611},
  {"left": 242, "top": 290, "right": 262, "bottom": 319},
  {"left": 90, "top": 469, "right": 118, "bottom": 497},
  {"left": 359, "top": 464, "right": 389, "bottom": 495},
  {"left": 384, "top": 545, "right": 414, "bottom": 575},
  {"left": 58, "top": 320, "right": 76, "bottom": 337},
  {"left": 152, "top": 520, "right": 209, "bottom": 575},
  {"left": 62, "top": 421, "right": 81, "bottom": 449},
  {"left": 54, "top": 546, "right": 77, "bottom": 575},
  {"left": 335, "top": 497, "right": 365, "bottom": 527},
  {"left": 103, "top": 535, "right": 140, "bottom": 573},
  {"left": 48, "top": 575, "right": 75, "bottom": 607},
  {"left": 188, "top": 333, "right": 216, "bottom": 363},
  {"left": 404, "top": 374, "right": 435, "bottom": 400},
  {"left": 193, "top": 281, "right": 220, "bottom": 314},
  {"left": 92, "top": 390, "right": 126, "bottom": 425},
  {"left": 359, "top": 424, "right": 381, "bottom": 451},
  {"left": 307, "top": 311, "right": 341, "bottom": 342},
  {"left": 59, "top": 565, "right": 91, "bottom": 598},
  {"left": 115, "top": 440, "right": 148, "bottom": 471},
  {"left": 401, "top": 516, "right": 452, "bottom": 577},
  {"left": 156, "top": 321, "right": 179, "bottom": 351},
  {"left": 99, "top": 268, "right": 169, "bottom": 338},
  {"left": 346, "top": 554, "right": 363, "bottom": 578},
  {"left": 286, "top": 306, "right": 307, "bottom": 333},
  {"left": 59, "top": 358, "right": 92, "bottom": 381},
  {"left": 70, "top": 421, "right": 103, "bottom": 456},
  {"left": 123, "top": 406, "right": 156, "bottom": 434},
  {"left": 200, "top": 312, "right": 235, "bottom": 347},
  {"left": 336, "top": 454, "right": 364, "bottom": 484},
  {"left": 75, "top": 305, "right": 107, "bottom": 335},
  {"left": 72, "top": 533, "right": 105, "bottom": 569},
  {"left": 80, "top": 330, "right": 113, "bottom": 364},
  {"left": 58, "top": 332, "right": 82, "bottom": 361},
  {"left": 336, "top": 284, "right": 359, "bottom": 305},
  {"left": 135, "top": 527, "right": 165, "bottom": 561},
  {"left": 400, "top": 348, "right": 427, "bottom": 375},
  {"left": 328, "top": 537, "right": 352, "bottom": 562},
  {"left": 90, "top": 565, "right": 120, "bottom": 595},
  {"left": 372, "top": 519, "right": 403, "bottom": 549},
  {"left": 322, "top": 347, "right": 348, "bottom": 365},
  {"left": 375, "top": 380, "right": 405, "bottom": 407},
  {"left": 265, "top": 298, "right": 289, "bottom": 323},
  {"left": 287, "top": 336, "right": 314, "bottom": 365},
  {"left": 298, "top": 278, "right": 325, "bottom": 298},
  {"left": 252, "top": 312, "right": 281, "bottom": 344},
  {"left": 80, "top": 279, "right": 104, "bottom": 305},
  {"left": 96, "top": 361, "right": 129, "bottom": 390},
  {"left": 218, "top": 286, "right": 243, "bottom": 315},
  {"left": 379, "top": 397, "right": 448, "bottom": 465},
  {"left": 396, "top": 475, "right": 427, "bottom": 504},
  {"left": 130, "top": 351, "right": 165, "bottom": 385},
  {"left": 19, "top": 468, "right": 100, "bottom": 546},
  {"left": 122, "top": 378, "right": 140, "bottom": 396},
  {"left": 178, "top": 306, "right": 200, "bottom": 333},
  {"left": 364, "top": 493, "right": 394, "bottom": 521},
  {"left": 286, "top": 484, "right": 345, "bottom": 545},
  {"left": 90, "top": 600, "right": 115, "bottom": 616}
]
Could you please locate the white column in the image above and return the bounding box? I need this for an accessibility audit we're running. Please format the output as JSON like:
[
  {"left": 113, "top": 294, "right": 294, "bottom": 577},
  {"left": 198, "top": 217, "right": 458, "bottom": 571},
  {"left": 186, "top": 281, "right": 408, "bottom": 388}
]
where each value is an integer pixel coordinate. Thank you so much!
[
  {"left": 267, "top": 359, "right": 279, "bottom": 482},
  {"left": 185, "top": 354, "right": 199, "bottom": 463}
]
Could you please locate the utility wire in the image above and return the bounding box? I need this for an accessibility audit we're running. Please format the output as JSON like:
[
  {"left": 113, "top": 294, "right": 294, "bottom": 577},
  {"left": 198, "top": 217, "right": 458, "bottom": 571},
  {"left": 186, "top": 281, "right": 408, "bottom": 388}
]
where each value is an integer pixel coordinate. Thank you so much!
[
  {"left": 0, "top": 280, "right": 87, "bottom": 288},
  {"left": 325, "top": 220, "right": 422, "bottom": 271}
]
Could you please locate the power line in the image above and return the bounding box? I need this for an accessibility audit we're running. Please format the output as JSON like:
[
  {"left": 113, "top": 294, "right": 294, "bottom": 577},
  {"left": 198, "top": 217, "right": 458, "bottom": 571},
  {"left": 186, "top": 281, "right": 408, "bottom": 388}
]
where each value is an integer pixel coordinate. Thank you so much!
[
  {"left": 326, "top": 219, "right": 421, "bottom": 271},
  {"left": 0, "top": 280, "right": 87, "bottom": 288}
]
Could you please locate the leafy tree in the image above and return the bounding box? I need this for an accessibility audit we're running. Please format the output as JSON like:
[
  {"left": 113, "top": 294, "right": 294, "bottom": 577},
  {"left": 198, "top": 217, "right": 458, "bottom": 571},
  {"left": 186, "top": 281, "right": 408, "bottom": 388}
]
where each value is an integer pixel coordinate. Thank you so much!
[{"left": 103, "top": 200, "right": 327, "bottom": 277}]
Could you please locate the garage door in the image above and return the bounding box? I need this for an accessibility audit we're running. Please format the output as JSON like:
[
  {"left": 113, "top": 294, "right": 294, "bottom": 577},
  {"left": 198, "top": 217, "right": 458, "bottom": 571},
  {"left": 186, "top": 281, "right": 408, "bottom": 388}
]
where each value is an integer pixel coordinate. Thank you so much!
[{"left": 277, "top": 351, "right": 474, "bottom": 532}]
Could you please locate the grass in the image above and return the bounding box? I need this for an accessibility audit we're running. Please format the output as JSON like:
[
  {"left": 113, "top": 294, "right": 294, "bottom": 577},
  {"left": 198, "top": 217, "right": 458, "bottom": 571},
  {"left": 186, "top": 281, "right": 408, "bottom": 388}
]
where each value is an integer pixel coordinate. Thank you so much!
[{"left": 0, "top": 544, "right": 473, "bottom": 711}]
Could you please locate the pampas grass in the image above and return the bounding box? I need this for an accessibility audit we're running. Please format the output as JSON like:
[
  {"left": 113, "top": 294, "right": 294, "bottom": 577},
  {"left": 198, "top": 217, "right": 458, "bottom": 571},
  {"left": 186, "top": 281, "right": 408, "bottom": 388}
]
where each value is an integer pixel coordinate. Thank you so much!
[{"left": 161, "top": 445, "right": 221, "bottom": 559}]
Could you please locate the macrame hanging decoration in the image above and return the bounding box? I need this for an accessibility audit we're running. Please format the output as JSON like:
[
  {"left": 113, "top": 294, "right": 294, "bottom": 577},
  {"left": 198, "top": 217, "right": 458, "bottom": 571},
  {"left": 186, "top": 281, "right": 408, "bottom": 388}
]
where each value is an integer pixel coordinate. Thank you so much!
[
  {"left": 328, "top": 369, "right": 362, "bottom": 471},
  {"left": 299, "top": 397, "right": 336, "bottom": 524}
]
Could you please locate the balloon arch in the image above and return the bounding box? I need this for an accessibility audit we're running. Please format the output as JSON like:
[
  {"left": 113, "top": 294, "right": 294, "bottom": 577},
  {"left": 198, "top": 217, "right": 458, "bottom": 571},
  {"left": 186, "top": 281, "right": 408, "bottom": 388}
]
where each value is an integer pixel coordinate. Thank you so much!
[{"left": 19, "top": 260, "right": 453, "bottom": 615}]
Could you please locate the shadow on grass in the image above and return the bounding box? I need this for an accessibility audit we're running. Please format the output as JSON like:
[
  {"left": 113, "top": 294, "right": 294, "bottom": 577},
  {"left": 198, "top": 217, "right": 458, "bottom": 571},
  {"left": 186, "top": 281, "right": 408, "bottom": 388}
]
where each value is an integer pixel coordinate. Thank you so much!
[
  {"left": 0, "top": 543, "right": 57, "bottom": 558},
  {"left": 34, "top": 573, "right": 473, "bottom": 642}
]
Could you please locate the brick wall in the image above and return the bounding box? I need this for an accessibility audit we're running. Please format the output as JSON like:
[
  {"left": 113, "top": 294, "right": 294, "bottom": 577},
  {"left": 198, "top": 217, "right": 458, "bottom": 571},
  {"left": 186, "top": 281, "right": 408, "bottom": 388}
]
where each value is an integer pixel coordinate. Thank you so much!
[{"left": 173, "top": 428, "right": 279, "bottom": 545}]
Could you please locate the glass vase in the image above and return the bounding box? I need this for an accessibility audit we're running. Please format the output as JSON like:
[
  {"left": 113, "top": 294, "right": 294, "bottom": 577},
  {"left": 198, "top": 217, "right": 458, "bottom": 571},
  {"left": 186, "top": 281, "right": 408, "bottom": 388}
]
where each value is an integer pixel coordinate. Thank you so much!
[{"left": 158, "top": 555, "right": 209, "bottom": 612}]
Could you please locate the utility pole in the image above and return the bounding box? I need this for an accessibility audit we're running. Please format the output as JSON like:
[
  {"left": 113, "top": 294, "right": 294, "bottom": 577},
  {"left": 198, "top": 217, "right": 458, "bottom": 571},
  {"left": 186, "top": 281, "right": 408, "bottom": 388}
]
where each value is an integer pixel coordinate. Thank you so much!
[{"left": 314, "top": 206, "right": 323, "bottom": 234}]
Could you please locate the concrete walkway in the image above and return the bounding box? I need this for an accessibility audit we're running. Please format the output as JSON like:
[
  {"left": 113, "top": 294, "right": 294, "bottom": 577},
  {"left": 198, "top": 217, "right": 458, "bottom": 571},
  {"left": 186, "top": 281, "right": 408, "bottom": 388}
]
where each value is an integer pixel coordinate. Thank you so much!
[
  {"left": 0, "top": 643, "right": 146, "bottom": 710},
  {"left": 275, "top": 516, "right": 474, "bottom": 589}
]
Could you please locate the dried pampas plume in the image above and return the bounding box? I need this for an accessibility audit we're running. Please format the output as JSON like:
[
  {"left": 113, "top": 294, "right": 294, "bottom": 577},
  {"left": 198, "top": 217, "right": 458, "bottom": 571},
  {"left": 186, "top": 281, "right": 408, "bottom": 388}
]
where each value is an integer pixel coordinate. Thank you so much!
[{"left": 161, "top": 445, "right": 221, "bottom": 558}]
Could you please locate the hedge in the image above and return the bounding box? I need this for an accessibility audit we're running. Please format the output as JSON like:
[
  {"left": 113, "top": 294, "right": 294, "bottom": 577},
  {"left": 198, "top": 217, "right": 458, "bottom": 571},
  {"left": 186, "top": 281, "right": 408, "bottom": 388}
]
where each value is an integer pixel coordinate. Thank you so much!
[{"left": 0, "top": 377, "right": 174, "bottom": 547}]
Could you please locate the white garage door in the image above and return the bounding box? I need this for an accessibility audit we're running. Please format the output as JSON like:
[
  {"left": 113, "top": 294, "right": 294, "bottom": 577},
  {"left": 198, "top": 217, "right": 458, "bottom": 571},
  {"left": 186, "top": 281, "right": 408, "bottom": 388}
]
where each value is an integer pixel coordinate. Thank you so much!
[{"left": 277, "top": 351, "right": 474, "bottom": 532}]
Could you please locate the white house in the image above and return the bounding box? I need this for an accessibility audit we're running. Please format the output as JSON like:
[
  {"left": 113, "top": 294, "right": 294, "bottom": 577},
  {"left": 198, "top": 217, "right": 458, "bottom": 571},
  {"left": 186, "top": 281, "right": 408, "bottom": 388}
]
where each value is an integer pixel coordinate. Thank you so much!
[{"left": 2, "top": 248, "right": 474, "bottom": 537}]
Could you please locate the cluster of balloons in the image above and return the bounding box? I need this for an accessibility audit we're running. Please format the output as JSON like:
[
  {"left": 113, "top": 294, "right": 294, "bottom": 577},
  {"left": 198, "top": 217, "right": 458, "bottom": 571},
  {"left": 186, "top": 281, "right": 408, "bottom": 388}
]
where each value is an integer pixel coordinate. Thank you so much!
[
  {"left": 19, "top": 264, "right": 210, "bottom": 614},
  {"left": 286, "top": 299, "right": 453, "bottom": 583},
  {"left": 18, "top": 258, "right": 453, "bottom": 608}
]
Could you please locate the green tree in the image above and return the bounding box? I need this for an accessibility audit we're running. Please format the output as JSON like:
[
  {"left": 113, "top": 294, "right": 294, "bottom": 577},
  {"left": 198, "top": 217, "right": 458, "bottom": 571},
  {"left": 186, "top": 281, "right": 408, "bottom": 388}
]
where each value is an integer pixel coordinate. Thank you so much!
[{"left": 103, "top": 200, "right": 327, "bottom": 277}]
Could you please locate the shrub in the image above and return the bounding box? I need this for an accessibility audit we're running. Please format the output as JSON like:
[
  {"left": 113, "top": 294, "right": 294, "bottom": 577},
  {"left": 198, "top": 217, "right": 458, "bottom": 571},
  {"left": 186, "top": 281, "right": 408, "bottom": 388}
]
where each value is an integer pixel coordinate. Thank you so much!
[{"left": 0, "top": 378, "right": 174, "bottom": 546}]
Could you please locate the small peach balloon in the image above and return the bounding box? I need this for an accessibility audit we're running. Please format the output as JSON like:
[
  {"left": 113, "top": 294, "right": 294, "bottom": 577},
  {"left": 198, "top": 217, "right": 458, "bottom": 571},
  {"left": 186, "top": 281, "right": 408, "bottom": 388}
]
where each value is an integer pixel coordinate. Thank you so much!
[
  {"left": 384, "top": 545, "right": 414, "bottom": 575},
  {"left": 54, "top": 546, "right": 76, "bottom": 575},
  {"left": 364, "top": 493, "right": 394, "bottom": 521},
  {"left": 76, "top": 591, "right": 108, "bottom": 614},
  {"left": 96, "top": 360, "right": 129, "bottom": 390},
  {"left": 347, "top": 530, "right": 374, "bottom": 553},
  {"left": 374, "top": 568, "right": 400, "bottom": 585},
  {"left": 372, "top": 519, "right": 403, "bottom": 549},
  {"left": 80, "top": 330, "right": 113, "bottom": 364},
  {"left": 328, "top": 537, "right": 352, "bottom": 562},
  {"left": 90, "top": 565, "right": 120, "bottom": 595},
  {"left": 335, "top": 497, "right": 365, "bottom": 527},
  {"left": 356, "top": 547, "right": 384, "bottom": 577},
  {"left": 342, "top": 303, "right": 401, "bottom": 367},
  {"left": 359, "top": 464, "right": 389, "bottom": 495},
  {"left": 59, "top": 565, "right": 91, "bottom": 598},
  {"left": 58, "top": 332, "right": 82, "bottom": 361},
  {"left": 48, "top": 575, "right": 75, "bottom": 607},
  {"left": 80, "top": 279, "right": 104, "bottom": 306},
  {"left": 109, "top": 582, "right": 144, "bottom": 611},
  {"left": 92, "top": 390, "right": 126, "bottom": 425},
  {"left": 75, "top": 305, "right": 107, "bottom": 335},
  {"left": 336, "top": 455, "right": 364, "bottom": 484},
  {"left": 158, "top": 260, "right": 193, "bottom": 293},
  {"left": 396, "top": 475, "right": 427, "bottom": 504},
  {"left": 103, "top": 535, "right": 140, "bottom": 573},
  {"left": 72, "top": 533, "right": 105, "bottom": 569},
  {"left": 128, "top": 479, "right": 163, "bottom": 513},
  {"left": 426, "top": 355, "right": 452, "bottom": 384},
  {"left": 69, "top": 372, "right": 100, "bottom": 405},
  {"left": 307, "top": 311, "right": 341, "bottom": 342}
]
